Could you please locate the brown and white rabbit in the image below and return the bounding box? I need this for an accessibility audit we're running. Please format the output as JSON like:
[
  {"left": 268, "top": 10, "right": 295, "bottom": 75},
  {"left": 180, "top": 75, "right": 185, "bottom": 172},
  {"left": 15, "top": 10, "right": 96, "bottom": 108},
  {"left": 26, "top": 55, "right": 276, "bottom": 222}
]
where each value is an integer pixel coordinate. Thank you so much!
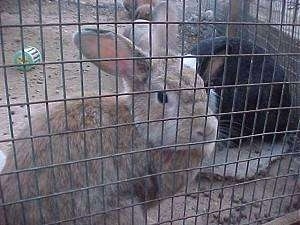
[
  {"left": 0, "top": 3, "right": 217, "bottom": 225},
  {"left": 123, "top": 0, "right": 160, "bottom": 20}
]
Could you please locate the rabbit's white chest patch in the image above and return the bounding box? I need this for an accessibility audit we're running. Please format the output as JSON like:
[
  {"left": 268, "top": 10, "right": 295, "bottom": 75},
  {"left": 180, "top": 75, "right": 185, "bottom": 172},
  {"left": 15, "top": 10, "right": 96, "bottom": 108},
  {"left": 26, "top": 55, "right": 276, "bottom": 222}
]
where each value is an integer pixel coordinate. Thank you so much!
[{"left": 183, "top": 54, "right": 197, "bottom": 69}]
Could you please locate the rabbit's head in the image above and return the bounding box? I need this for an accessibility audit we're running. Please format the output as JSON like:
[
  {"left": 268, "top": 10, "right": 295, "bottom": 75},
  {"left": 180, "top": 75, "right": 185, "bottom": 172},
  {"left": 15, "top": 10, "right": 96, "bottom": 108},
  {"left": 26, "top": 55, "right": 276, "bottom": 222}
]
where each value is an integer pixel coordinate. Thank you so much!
[
  {"left": 191, "top": 36, "right": 242, "bottom": 86},
  {"left": 74, "top": 28, "right": 217, "bottom": 156},
  {"left": 74, "top": 1, "right": 218, "bottom": 156}
]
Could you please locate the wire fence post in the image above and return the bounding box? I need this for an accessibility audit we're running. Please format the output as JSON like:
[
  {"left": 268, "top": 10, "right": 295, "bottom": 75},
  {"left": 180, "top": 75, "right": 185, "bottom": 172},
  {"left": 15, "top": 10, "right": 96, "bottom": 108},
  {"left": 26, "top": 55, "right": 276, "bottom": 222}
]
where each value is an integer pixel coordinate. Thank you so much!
[{"left": 296, "top": 58, "right": 300, "bottom": 119}]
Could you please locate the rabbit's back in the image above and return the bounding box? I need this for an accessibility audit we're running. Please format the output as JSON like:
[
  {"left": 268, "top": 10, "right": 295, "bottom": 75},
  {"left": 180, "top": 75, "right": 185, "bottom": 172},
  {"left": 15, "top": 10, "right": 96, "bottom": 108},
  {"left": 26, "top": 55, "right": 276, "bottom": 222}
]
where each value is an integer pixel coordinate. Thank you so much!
[
  {"left": 0, "top": 97, "right": 148, "bottom": 225},
  {"left": 223, "top": 40, "right": 291, "bottom": 135}
]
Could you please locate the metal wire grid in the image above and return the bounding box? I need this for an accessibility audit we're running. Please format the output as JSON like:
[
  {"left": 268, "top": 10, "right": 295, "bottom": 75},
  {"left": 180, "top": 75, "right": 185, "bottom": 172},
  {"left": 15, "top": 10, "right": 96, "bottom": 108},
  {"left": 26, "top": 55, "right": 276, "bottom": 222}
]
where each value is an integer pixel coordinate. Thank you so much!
[
  {"left": 191, "top": 1, "right": 299, "bottom": 224},
  {"left": 0, "top": 0, "right": 299, "bottom": 224}
]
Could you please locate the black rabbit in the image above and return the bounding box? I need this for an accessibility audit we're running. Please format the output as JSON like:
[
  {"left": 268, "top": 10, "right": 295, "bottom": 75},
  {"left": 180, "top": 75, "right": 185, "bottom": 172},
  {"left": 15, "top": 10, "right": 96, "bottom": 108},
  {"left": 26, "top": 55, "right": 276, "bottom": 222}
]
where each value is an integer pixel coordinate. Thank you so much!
[{"left": 190, "top": 36, "right": 294, "bottom": 145}]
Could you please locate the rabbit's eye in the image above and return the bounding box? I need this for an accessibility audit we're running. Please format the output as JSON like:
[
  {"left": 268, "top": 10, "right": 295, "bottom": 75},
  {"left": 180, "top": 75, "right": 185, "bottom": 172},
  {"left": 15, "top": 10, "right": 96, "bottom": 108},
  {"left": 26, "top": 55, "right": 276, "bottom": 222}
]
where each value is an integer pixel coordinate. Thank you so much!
[{"left": 157, "top": 91, "right": 168, "bottom": 104}]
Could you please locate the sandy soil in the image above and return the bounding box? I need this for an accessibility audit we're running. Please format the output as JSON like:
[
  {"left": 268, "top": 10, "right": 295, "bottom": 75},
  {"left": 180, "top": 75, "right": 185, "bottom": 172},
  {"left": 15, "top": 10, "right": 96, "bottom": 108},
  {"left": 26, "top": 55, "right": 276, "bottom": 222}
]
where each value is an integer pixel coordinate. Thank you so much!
[{"left": 0, "top": 0, "right": 299, "bottom": 224}]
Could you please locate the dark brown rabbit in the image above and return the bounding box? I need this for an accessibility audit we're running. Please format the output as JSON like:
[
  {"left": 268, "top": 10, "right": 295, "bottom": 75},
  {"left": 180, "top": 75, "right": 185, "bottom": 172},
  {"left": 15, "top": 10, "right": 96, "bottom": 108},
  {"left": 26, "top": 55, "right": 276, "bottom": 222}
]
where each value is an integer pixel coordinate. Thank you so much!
[
  {"left": 0, "top": 4, "right": 217, "bottom": 225},
  {"left": 191, "top": 36, "right": 295, "bottom": 146}
]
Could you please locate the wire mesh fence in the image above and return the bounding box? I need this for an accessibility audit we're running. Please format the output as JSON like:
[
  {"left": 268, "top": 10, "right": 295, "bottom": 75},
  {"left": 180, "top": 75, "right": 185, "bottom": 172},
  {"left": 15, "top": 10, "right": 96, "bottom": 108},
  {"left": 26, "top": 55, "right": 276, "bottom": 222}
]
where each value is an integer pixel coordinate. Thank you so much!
[{"left": 0, "top": 0, "right": 299, "bottom": 224}]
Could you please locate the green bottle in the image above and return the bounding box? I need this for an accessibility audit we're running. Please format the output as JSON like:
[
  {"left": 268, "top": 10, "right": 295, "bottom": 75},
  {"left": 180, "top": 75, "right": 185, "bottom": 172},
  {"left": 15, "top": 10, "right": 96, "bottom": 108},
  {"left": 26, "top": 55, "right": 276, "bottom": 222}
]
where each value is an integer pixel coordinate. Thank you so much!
[{"left": 13, "top": 46, "right": 41, "bottom": 71}]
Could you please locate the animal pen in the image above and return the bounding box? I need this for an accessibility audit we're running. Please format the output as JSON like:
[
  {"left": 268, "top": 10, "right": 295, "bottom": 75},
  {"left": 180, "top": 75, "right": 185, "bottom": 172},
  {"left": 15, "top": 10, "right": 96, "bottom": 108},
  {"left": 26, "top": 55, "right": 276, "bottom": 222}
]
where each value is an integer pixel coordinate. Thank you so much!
[{"left": 0, "top": 0, "right": 299, "bottom": 224}]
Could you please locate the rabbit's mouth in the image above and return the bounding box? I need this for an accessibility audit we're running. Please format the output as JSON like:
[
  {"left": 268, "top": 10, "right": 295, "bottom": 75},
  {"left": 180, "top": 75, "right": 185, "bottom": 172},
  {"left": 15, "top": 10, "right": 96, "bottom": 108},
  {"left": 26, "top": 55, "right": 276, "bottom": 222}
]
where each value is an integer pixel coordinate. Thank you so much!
[
  {"left": 155, "top": 148, "right": 187, "bottom": 163},
  {"left": 152, "top": 147, "right": 202, "bottom": 164},
  {"left": 151, "top": 135, "right": 216, "bottom": 163}
]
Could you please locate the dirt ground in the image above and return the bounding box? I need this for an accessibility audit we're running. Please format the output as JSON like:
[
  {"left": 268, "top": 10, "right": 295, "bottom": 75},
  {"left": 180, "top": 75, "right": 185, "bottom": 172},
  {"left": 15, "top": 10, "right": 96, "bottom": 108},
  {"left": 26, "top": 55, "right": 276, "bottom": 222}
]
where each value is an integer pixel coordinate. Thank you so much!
[{"left": 0, "top": 0, "right": 299, "bottom": 224}]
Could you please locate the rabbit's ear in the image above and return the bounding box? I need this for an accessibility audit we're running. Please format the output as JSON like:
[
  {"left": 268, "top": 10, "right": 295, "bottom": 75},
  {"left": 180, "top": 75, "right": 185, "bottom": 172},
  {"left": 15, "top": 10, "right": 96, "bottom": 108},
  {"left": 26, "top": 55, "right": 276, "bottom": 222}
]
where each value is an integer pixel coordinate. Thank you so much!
[
  {"left": 151, "top": 1, "right": 179, "bottom": 56},
  {"left": 193, "top": 37, "right": 233, "bottom": 81},
  {"left": 73, "top": 28, "right": 150, "bottom": 89},
  {"left": 210, "top": 36, "right": 234, "bottom": 55},
  {"left": 197, "top": 51, "right": 225, "bottom": 82}
]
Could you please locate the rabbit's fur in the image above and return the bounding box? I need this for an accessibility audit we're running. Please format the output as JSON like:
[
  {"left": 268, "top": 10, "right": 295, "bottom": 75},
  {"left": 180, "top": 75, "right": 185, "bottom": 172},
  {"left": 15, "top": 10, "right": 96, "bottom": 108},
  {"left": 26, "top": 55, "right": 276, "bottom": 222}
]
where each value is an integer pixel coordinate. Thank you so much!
[
  {"left": 0, "top": 3, "right": 217, "bottom": 225},
  {"left": 123, "top": 0, "right": 160, "bottom": 19},
  {"left": 191, "top": 36, "right": 293, "bottom": 145},
  {"left": 122, "top": 2, "right": 178, "bottom": 57}
]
